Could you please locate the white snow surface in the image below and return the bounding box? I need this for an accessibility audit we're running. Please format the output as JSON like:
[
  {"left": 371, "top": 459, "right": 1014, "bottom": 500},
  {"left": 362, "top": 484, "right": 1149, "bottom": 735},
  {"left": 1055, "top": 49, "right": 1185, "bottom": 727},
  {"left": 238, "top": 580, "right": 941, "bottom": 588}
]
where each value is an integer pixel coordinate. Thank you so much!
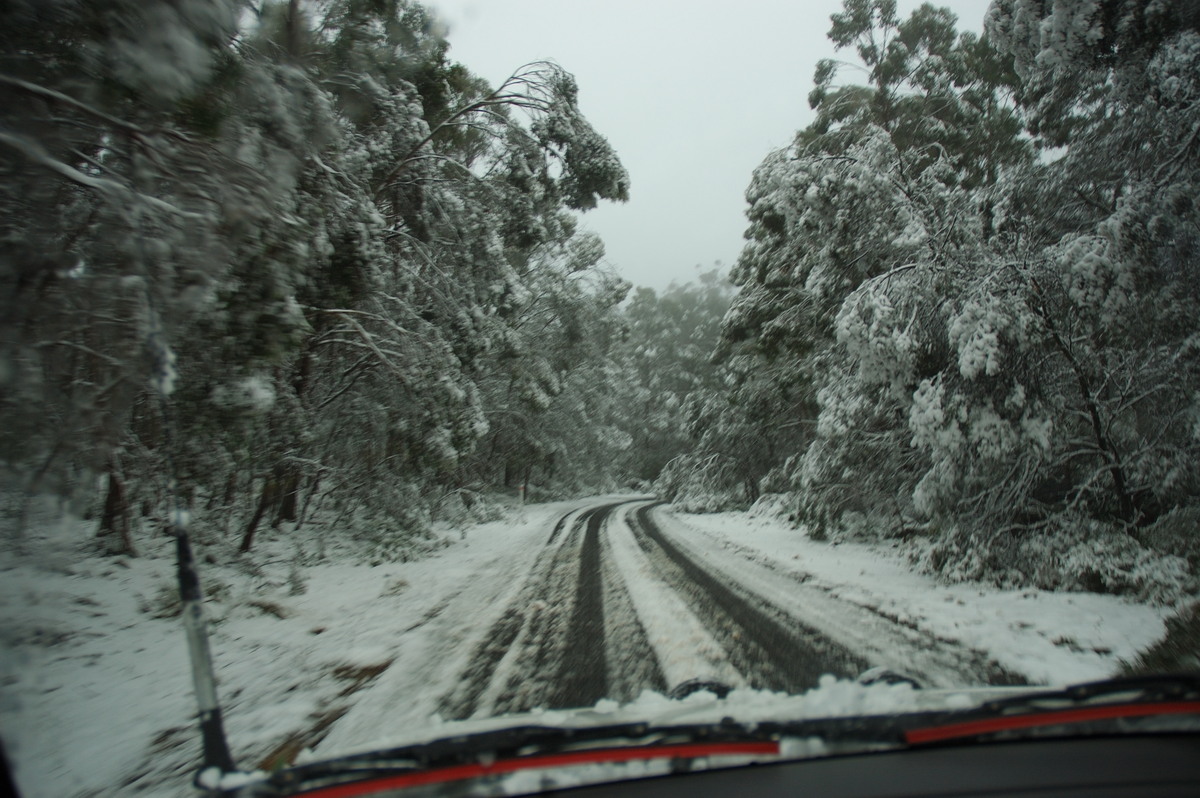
[
  {"left": 667, "top": 507, "right": 1171, "bottom": 685},
  {"left": 0, "top": 496, "right": 1173, "bottom": 798},
  {"left": 603, "top": 506, "right": 743, "bottom": 689}
]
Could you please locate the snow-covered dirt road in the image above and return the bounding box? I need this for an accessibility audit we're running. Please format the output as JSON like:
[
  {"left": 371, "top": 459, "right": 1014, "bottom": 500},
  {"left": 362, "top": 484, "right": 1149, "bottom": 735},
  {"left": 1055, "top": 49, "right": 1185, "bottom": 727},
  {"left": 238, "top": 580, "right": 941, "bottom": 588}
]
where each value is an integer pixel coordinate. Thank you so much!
[
  {"left": 323, "top": 498, "right": 1017, "bottom": 754},
  {"left": 3, "top": 495, "right": 1169, "bottom": 797}
]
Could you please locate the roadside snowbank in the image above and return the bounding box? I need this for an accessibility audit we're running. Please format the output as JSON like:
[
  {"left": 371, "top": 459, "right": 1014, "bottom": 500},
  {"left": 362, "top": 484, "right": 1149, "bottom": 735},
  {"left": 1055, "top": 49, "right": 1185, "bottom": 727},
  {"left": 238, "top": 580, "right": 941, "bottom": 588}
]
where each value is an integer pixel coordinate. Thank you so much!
[
  {"left": 0, "top": 496, "right": 580, "bottom": 798},
  {"left": 667, "top": 507, "right": 1172, "bottom": 685}
]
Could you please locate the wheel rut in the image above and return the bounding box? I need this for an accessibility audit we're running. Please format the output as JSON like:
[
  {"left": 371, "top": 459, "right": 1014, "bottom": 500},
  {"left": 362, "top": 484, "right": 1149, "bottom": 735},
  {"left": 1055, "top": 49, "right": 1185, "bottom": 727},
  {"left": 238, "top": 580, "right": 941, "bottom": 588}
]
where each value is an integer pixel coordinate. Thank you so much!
[
  {"left": 546, "top": 508, "right": 607, "bottom": 707},
  {"left": 666, "top": 510, "right": 1027, "bottom": 687},
  {"left": 628, "top": 503, "right": 867, "bottom": 693},
  {"left": 441, "top": 498, "right": 1000, "bottom": 720},
  {"left": 599, "top": 529, "right": 667, "bottom": 701},
  {"left": 437, "top": 502, "right": 662, "bottom": 719}
]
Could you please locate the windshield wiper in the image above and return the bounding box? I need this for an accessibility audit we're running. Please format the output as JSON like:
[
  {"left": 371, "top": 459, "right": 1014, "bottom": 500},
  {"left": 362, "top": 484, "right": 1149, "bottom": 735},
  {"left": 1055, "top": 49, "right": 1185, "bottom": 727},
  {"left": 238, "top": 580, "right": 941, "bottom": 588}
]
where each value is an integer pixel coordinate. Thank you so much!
[
  {"left": 980, "top": 673, "right": 1200, "bottom": 709},
  {"left": 225, "top": 677, "right": 1200, "bottom": 796},
  {"left": 231, "top": 721, "right": 791, "bottom": 797},
  {"left": 903, "top": 674, "right": 1200, "bottom": 745}
]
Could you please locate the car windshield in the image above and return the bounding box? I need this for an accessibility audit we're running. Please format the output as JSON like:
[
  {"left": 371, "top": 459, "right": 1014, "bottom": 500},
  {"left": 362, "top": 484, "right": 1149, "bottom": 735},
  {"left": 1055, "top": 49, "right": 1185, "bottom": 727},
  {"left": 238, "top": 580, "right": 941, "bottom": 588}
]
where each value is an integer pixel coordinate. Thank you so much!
[{"left": 2, "top": 0, "right": 1199, "bottom": 796}]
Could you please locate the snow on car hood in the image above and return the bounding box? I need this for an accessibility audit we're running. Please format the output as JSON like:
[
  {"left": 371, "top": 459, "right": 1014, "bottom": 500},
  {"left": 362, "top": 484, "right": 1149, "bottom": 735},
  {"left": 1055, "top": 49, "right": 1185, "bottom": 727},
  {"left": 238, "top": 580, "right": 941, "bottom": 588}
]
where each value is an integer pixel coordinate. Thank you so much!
[{"left": 302, "top": 675, "right": 1038, "bottom": 762}]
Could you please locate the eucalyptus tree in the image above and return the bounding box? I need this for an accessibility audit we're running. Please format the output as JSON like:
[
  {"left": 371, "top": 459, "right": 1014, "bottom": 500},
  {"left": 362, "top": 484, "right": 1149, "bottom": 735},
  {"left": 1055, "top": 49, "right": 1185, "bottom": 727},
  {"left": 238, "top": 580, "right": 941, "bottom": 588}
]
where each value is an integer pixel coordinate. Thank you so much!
[
  {"left": 1, "top": 0, "right": 632, "bottom": 555},
  {"left": 616, "top": 271, "right": 734, "bottom": 485},
  {"left": 694, "top": 0, "right": 1200, "bottom": 594},
  {"left": 974, "top": 0, "right": 1200, "bottom": 532},
  {"left": 463, "top": 232, "right": 632, "bottom": 496},
  {"left": 219, "top": 1, "right": 630, "bottom": 547},
  {"left": 690, "top": 0, "right": 1031, "bottom": 522},
  {"left": 0, "top": 0, "right": 265, "bottom": 550}
]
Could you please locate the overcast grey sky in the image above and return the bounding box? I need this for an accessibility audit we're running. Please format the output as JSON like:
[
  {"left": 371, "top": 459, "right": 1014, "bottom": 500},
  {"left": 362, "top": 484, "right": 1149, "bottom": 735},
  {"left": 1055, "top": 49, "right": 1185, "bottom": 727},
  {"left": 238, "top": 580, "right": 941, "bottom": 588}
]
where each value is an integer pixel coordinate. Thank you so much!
[{"left": 426, "top": 0, "right": 995, "bottom": 291}]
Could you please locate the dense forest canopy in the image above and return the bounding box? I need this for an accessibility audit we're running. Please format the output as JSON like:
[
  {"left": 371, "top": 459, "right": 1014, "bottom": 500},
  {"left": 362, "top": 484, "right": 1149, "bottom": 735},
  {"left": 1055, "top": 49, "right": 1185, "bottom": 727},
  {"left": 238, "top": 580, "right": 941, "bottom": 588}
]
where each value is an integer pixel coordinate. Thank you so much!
[
  {"left": 664, "top": 0, "right": 1200, "bottom": 598},
  {"left": 0, "top": 0, "right": 640, "bottom": 555},
  {"left": 2, "top": 0, "right": 1198, "bottom": 599}
]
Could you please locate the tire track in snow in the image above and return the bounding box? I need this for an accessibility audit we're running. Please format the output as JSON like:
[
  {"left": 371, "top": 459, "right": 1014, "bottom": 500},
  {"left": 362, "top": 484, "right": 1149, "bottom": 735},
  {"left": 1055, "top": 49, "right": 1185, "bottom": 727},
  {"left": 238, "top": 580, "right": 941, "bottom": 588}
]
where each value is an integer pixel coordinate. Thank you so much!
[
  {"left": 545, "top": 508, "right": 608, "bottom": 707},
  {"left": 544, "top": 508, "right": 576, "bottom": 546},
  {"left": 597, "top": 517, "right": 667, "bottom": 702},
  {"left": 487, "top": 518, "right": 583, "bottom": 715},
  {"left": 436, "top": 508, "right": 586, "bottom": 720},
  {"left": 658, "top": 508, "right": 1025, "bottom": 687},
  {"left": 317, "top": 502, "right": 570, "bottom": 755},
  {"left": 438, "top": 501, "right": 663, "bottom": 718},
  {"left": 605, "top": 504, "right": 744, "bottom": 691},
  {"left": 492, "top": 503, "right": 665, "bottom": 711},
  {"left": 433, "top": 497, "right": 1020, "bottom": 729},
  {"left": 629, "top": 503, "right": 867, "bottom": 693}
]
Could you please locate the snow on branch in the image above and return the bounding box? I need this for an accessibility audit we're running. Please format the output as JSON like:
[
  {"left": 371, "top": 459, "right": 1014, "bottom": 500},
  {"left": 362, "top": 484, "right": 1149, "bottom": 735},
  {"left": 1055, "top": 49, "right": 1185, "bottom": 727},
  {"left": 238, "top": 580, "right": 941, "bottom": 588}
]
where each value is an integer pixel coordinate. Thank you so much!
[
  {"left": 0, "top": 131, "right": 205, "bottom": 220},
  {"left": 373, "top": 61, "right": 563, "bottom": 198}
]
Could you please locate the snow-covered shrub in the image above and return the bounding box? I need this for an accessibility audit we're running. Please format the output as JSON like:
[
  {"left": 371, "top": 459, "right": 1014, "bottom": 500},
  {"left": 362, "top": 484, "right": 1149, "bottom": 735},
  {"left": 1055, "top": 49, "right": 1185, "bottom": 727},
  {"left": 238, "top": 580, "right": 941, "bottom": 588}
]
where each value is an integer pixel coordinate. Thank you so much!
[
  {"left": 431, "top": 490, "right": 506, "bottom": 527},
  {"left": 1141, "top": 506, "right": 1200, "bottom": 570},
  {"left": 1122, "top": 602, "right": 1200, "bottom": 675},
  {"left": 431, "top": 491, "right": 473, "bottom": 526},
  {"left": 837, "top": 510, "right": 902, "bottom": 542},
  {"left": 1044, "top": 532, "right": 1192, "bottom": 605},
  {"left": 667, "top": 488, "right": 747, "bottom": 515},
  {"left": 337, "top": 487, "right": 436, "bottom": 566},
  {"left": 138, "top": 573, "right": 230, "bottom": 617},
  {"left": 748, "top": 493, "right": 798, "bottom": 521},
  {"left": 287, "top": 550, "right": 307, "bottom": 596},
  {"left": 139, "top": 582, "right": 182, "bottom": 619},
  {"left": 749, "top": 490, "right": 907, "bottom": 543},
  {"left": 656, "top": 452, "right": 753, "bottom": 513},
  {"left": 749, "top": 491, "right": 830, "bottom": 540},
  {"left": 916, "top": 525, "right": 1006, "bottom": 585},
  {"left": 918, "top": 518, "right": 1195, "bottom": 605},
  {"left": 380, "top": 576, "right": 409, "bottom": 597}
]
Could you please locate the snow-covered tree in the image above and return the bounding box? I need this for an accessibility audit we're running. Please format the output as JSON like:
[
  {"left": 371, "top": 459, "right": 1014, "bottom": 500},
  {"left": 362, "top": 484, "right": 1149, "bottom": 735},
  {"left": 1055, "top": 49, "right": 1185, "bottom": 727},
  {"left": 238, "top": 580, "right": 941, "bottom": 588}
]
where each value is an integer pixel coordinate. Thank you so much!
[
  {"left": 685, "top": 0, "right": 1032, "bottom": 525},
  {"left": 691, "top": 0, "right": 1200, "bottom": 594},
  {"left": 616, "top": 270, "right": 734, "bottom": 485},
  {"left": 979, "top": 0, "right": 1200, "bottom": 531},
  {"left": 0, "top": 0, "right": 256, "bottom": 550},
  {"left": 1, "top": 0, "right": 634, "bottom": 555}
]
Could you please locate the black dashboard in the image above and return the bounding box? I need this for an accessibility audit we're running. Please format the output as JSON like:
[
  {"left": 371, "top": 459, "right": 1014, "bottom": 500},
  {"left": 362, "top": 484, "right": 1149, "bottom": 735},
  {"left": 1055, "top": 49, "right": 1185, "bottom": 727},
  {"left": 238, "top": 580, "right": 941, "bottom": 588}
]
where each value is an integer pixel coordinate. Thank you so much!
[{"left": 557, "top": 735, "right": 1200, "bottom": 798}]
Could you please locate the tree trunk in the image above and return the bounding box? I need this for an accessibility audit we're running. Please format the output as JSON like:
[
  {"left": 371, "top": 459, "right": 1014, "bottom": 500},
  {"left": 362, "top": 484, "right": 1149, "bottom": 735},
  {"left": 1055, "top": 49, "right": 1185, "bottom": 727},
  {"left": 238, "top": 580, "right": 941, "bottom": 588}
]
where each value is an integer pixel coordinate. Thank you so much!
[
  {"left": 285, "top": 0, "right": 304, "bottom": 61},
  {"left": 273, "top": 466, "right": 300, "bottom": 526},
  {"left": 1034, "top": 292, "right": 1140, "bottom": 529},
  {"left": 239, "top": 478, "right": 277, "bottom": 554},
  {"left": 98, "top": 461, "right": 136, "bottom": 556},
  {"left": 1073, "top": 366, "right": 1139, "bottom": 528},
  {"left": 223, "top": 470, "right": 238, "bottom": 506},
  {"left": 294, "top": 474, "right": 320, "bottom": 532},
  {"left": 744, "top": 476, "right": 760, "bottom": 504}
]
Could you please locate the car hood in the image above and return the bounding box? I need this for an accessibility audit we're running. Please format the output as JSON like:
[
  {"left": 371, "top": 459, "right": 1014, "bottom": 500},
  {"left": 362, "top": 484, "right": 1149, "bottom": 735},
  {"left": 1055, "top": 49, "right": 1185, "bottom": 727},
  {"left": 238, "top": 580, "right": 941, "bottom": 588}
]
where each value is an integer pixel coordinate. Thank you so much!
[
  {"left": 322, "top": 677, "right": 1036, "bottom": 759},
  {"left": 213, "top": 678, "right": 1056, "bottom": 796}
]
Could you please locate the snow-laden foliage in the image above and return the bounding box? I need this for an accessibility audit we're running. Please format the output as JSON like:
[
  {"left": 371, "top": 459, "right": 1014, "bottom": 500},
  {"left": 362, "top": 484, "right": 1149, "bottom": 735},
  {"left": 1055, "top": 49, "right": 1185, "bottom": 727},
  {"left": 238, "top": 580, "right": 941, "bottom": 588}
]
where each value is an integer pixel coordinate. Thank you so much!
[
  {"left": 532, "top": 70, "right": 630, "bottom": 211},
  {"left": 917, "top": 516, "right": 1195, "bottom": 605},
  {"left": 613, "top": 272, "right": 735, "bottom": 488},
  {"left": 668, "top": 0, "right": 1200, "bottom": 597},
  {"left": 1, "top": 0, "right": 640, "bottom": 553}
]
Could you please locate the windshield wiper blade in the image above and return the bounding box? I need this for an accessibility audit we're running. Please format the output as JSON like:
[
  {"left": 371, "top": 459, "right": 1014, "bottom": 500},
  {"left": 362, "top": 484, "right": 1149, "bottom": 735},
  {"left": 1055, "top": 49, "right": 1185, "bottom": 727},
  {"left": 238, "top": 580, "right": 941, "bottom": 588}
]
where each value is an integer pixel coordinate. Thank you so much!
[
  {"left": 978, "top": 674, "right": 1200, "bottom": 711},
  {"left": 231, "top": 677, "right": 1200, "bottom": 795},
  {"left": 904, "top": 674, "right": 1200, "bottom": 745},
  {"left": 260, "top": 739, "right": 782, "bottom": 797},
  {"left": 235, "top": 721, "right": 793, "bottom": 797},
  {"left": 240, "top": 713, "right": 961, "bottom": 797}
]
